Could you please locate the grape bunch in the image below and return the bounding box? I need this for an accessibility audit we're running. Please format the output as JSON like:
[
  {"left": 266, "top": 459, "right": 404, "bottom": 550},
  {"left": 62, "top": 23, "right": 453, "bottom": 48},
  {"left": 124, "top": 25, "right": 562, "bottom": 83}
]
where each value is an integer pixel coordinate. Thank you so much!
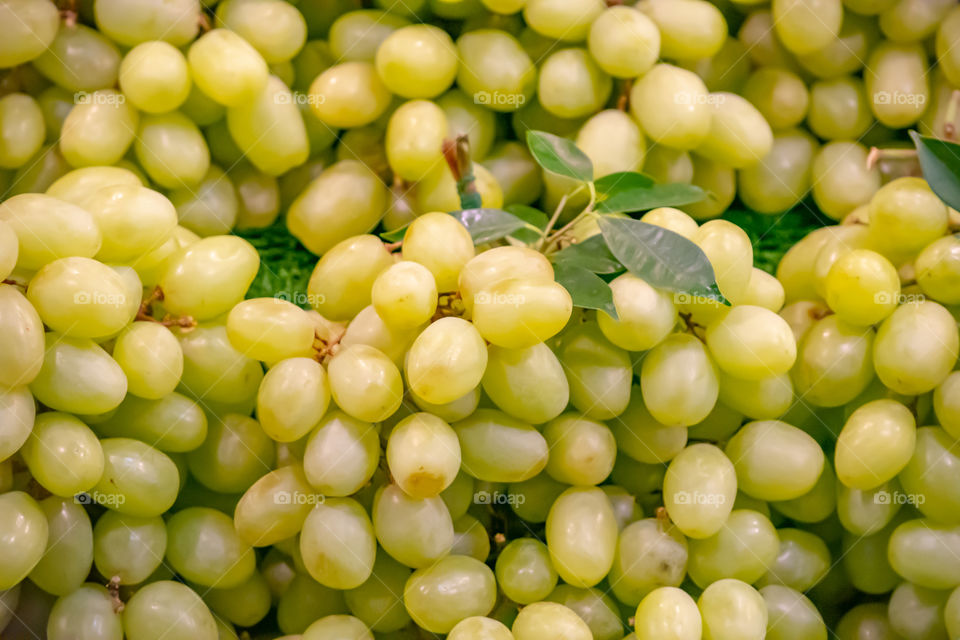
[{"left": 1, "top": 0, "right": 960, "bottom": 640}]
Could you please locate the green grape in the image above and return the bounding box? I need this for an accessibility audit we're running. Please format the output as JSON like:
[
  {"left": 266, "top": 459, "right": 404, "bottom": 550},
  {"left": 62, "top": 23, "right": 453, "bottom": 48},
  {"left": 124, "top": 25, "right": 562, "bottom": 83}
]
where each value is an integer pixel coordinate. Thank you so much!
[
  {"left": 587, "top": 6, "right": 659, "bottom": 78},
  {"left": 0, "top": 385, "right": 34, "bottom": 462},
  {"left": 741, "top": 269, "right": 786, "bottom": 312},
  {"left": 947, "top": 586, "right": 960, "bottom": 640},
  {"left": 227, "top": 298, "right": 315, "bottom": 365},
  {"left": 811, "top": 142, "right": 880, "bottom": 220},
  {"left": 36, "top": 86, "right": 75, "bottom": 140},
  {"left": 123, "top": 580, "right": 217, "bottom": 640},
  {"left": 302, "top": 615, "right": 373, "bottom": 640},
  {"left": 303, "top": 411, "right": 379, "bottom": 496},
  {"left": 93, "top": 511, "right": 167, "bottom": 585},
  {"left": 776, "top": 228, "right": 832, "bottom": 302},
  {"left": 880, "top": 0, "right": 953, "bottom": 40},
  {"left": 439, "top": 470, "right": 475, "bottom": 520},
  {"left": 328, "top": 344, "right": 404, "bottom": 422},
  {"left": 864, "top": 42, "right": 929, "bottom": 128},
  {"left": 0, "top": 94, "right": 44, "bottom": 170},
  {"left": 166, "top": 507, "right": 255, "bottom": 588},
  {"left": 698, "top": 579, "right": 767, "bottom": 640},
  {"left": 339, "top": 306, "right": 419, "bottom": 368},
  {"left": 841, "top": 523, "right": 900, "bottom": 595},
  {"left": 934, "top": 372, "right": 960, "bottom": 439},
  {"left": 277, "top": 574, "right": 349, "bottom": 635},
  {"left": 717, "top": 369, "right": 792, "bottom": 419},
  {"left": 641, "top": 207, "right": 698, "bottom": 239},
  {"left": 693, "top": 220, "right": 754, "bottom": 303},
  {"left": 385, "top": 100, "right": 449, "bottom": 182},
  {"left": 725, "top": 420, "right": 823, "bottom": 501},
  {"left": 300, "top": 497, "right": 376, "bottom": 589},
  {"left": 772, "top": 0, "right": 842, "bottom": 54},
  {"left": 454, "top": 409, "right": 548, "bottom": 482},
  {"left": 118, "top": 41, "right": 190, "bottom": 113},
  {"left": 440, "top": 90, "right": 498, "bottom": 161},
  {"left": 387, "top": 412, "right": 461, "bottom": 497},
  {"left": 638, "top": 0, "right": 726, "bottom": 60},
  {"left": 630, "top": 64, "right": 711, "bottom": 150},
  {"left": 187, "top": 29, "right": 268, "bottom": 107},
  {"left": 473, "top": 278, "right": 573, "bottom": 349},
  {"left": 557, "top": 322, "right": 632, "bottom": 420},
  {"left": 512, "top": 603, "right": 591, "bottom": 640},
  {"left": 186, "top": 413, "right": 274, "bottom": 494},
  {"left": 93, "top": 0, "right": 200, "bottom": 47},
  {"left": 234, "top": 465, "right": 316, "bottom": 546},
  {"left": 641, "top": 334, "right": 720, "bottom": 427},
  {"left": 448, "top": 617, "right": 513, "bottom": 640},
  {"left": 404, "top": 555, "right": 497, "bottom": 633},
  {"left": 836, "top": 479, "right": 901, "bottom": 535},
  {"left": 698, "top": 92, "right": 774, "bottom": 169},
  {"left": 257, "top": 358, "right": 331, "bottom": 442},
  {"left": 90, "top": 394, "right": 204, "bottom": 452},
  {"left": 405, "top": 317, "right": 487, "bottom": 404},
  {"left": 375, "top": 24, "right": 458, "bottom": 98},
  {"left": 916, "top": 235, "right": 960, "bottom": 305},
  {"left": 634, "top": 587, "right": 701, "bottom": 640},
  {"left": 456, "top": 29, "right": 535, "bottom": 113},
  {"left": 546, "top": 584, "right": 623, "bottom": 640},
  {"left": 808, "top": 77, "right": 873, "bottom": 141},
  {"left": 756, "top": 528, "right": 830, "bottom": 591},
  {"left": 87, "top": 184, "right": 179, "bottom": 263},
  {"left": 227, "top": 76, "right": 309, "bottom": 176},
  {"left": 460, "top": 246, "right": 554, "bottom": 312},
  {"left": 822, "top": 249, "right": 900, "bottom": 327},
  {"left": 291, "top": 159, "right": 388, "bottom": 251},
  {"left": 681, "top": 157, "right": 734, "bottom": 219},
  {"left": 836, "top": 399, "right": 915, "bottom": 489},
  {"left": 687, "top": 401, "right": 744, "bottom": 442},
  {"left": 33, "top": 24, "right": 121, "bottom": 92},
  {"left": 21, "top": 412, "right": 103, "bottom": 497},
  {"left": 523, "top": 0, "right": 604, "bottom": 41},
  {"left": 887, "top": 581, "right": 950, "bottom": 640},
  {"left": 495, "top": 538, "right": 558, "bottom": 604},
  {"left": 481, "top": 141, "right": 543, "bottom": 205},
  {"left": 162, "top": 235, "right": 260, "bottom": 320},
  {"left": 537, "top": 48, "right": 612, "bottom": 119},
  {"left": 899, "top": 426, "right": 960, "bottom": 524},
  {"left": 663, "top": 443, "right": 736, "bottom": 538},
  {"left": 229, "top": 163, "right": 281, "bottom": 230},
  {"left": 371, "top": 262, "right": 438, "bottom": 330},
  {"left": 29, "top": 497, "right": 93, "bottom": 596},
  {"left": 738, "top": 129, "right": 816, "bottom": 215},
  {"left": 450, "top": 513, "right": 490, "bottom": 560},
  {"left": 46, "top": 164, "right": 141, "bottom": 206},
  {"left": 610, "top": 389, "right": 688, "bottom": 463},
  {"left": 792, "top": 315, "right": 874, "bottom": 407},
  {"left": 345, "top": 550, "right": 413, "bottom": 632},
  {"left": 481, "top": 342, "right": 568, "bottom": 424},
  {"left": 869, "top": 177, "right": 949, "bottom": 260},
  {"left": 742, "top": 68, "right": 809, "bottom": 129},
  {"left": 938, "top": 6, "right": 960, "bottom": 86},
  {"left": 737, "top": 9, "right": 797, "bottom": 69},
  {"left": 545, "top": 487, "right": 618, "bottom": 587},
  {"left": 180, "top": 84, "right": 227, "bottom": 126},
  {"left": 796, "top": 13, "right": 877, "bottom": 78},
  {"left": 177, "top": 324, "right": 264, "bottom": 407},
  {"left": 204, "top": 572, "right": 271, "bottom": 628},
  {"left": 874, "top": 301, "right": 959, "bottom": 395},
  {"left": 578, "top": 113, "right": 648, "bottom": 182},
  {"left": 112, "top": 322, "right": 183, "bottom": 399},
  {"left": 8, "top": 144, "right": 70, "bottom": 197},
  {"left": 541, "top": 413, "right": 615, "bottom": 486},
  {"left": 779, "top": 300, "right": 829, "bottom": 343},
  {"left": 607, "top": 517, "right": 687, "bottom": 604},
  {"left": 0, "top": 284, "right": 44, "bottom": 387},
  {"left": 835, "top": 603, "right": 899, "bottom": 640},
  {"left": 706, "top": 305, "right": 797, "bottom": 380},
  {"left": 889, "top": 519, "right": 960, "bottom": 589},
  {"left": 329, "top": 9, "right": 408, "bottom": 62},
  {"left": 598, "top": 274, "right": 676, "bottom": 351},
  {"left": 216, "top": 0, "right": 307, "bottom": 63},
  {"left": 30, "top": 333, "right": 127, "bottom": 415},
  {"left": 509, "top": 472, "right": 568, "bottom": 523},
  {"left": 47, "top": 584, "right": 122, "bottom": 640},
  {"left": 306, "top": 234, "right": 394, "bottom": 318},
  {"left": 0, "top": 0, "right": 60, "bottom": 67},
  {"left": 771, "top": 462, "right": 837, "bottom": 522},
  {"left": 414, "top": 162, "right": 504, "bottom": 214},
  {"left": 309, "top": 61, "right": 392, "bottom": 129},
  {"left": 760, "top": 585, "right": 826, "bottom": 640},
  {"left": 91, "top": 438, "right": 179, "bottom": 517},
  {"left": 373, "top": 483, "right": 454, "bottom": 568},
  {"left": 688, "top": 509, "right": 779, "bottom": 587},
  {"left": 135, "top": 111, "right": 211, "bottom": 188},
  {"left": 0, "top": 491, "right": 47, "bottom": 589}
]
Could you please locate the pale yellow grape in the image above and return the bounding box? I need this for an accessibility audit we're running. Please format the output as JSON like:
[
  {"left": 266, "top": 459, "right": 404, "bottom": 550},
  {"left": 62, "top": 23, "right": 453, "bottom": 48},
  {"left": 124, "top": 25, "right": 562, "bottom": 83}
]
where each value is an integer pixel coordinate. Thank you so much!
[
  {"left": 538, "top": 49, "right": 613, "bottom": 119},
  {"left": 411, "top": 389, "right": 479, "bottom": 426},
  {"left": 308, "top": 236, "right": 393, "bottom": 322},
  {"left": 162, "top": 236, "right": 260, "bottom": 320},
  {"left": 165, "top": 507, "right": 255, "bottom": 589},
  {"left": 706, "top": 305, "right": 797, "bottom": 380},
  {"left": 59, "top": 90, "right": 138, "bottom": 168},
  {"left": 1, "top": 194, "right": 99, "bottom": 271},
  {"left": 887, "top": 582, "right": 951, "bottom": 640},
  {"left": 328, "top": 344, "right": 403, "bottom": 423},
  {"left": 575, "top": 109, "right": 647, "bottom": 177},
  {"left": 939, "top": 6, "right": 960, "bottom": 85},
  {"left": 385, "top": 100, "right": 449, "bottom": 182},
  {"left": 303, "top": 411, "right": 379, "bottom": 496},
  {"left": 641, "top": 334, "right": 720, "bottom": 426},
  {"left": 807, "top": 77, "right": 873, "bottom": 140},
  {"left": 404, "top": 555, "right": 496, "bottom": 634},
  {"left": 796, "top": 12, "right": 877, "bottom": 78},
  {"left": 738, "top": 129, "right": 816, "bottom": 215},
  {"left": 0, "top": 221, "right": 15, "bottom": 281},
  {"left": 448, "top": 617, "right": 513, "bottom": 640},
  {"left": 772, "top": 0, "right": 842, "bottom": 54},
  {"left": 634, "top": 587, "right": 701, "bottom": 640},
  {"left": 643, "top": 146, "right": 696, "bottom": 185},
  {"left": 309, "top": 62, "right": 392, "bottom": 129},
  {"left": 454, "top": 409, "right": 548, "bottom": 482},
  {"left": 738, "top": 10, "right": 797, "bottom": 69},
  {"left": 776, "top": 228, "right": 834, "bottom": 302},
  {"left": 835, "top": 399, "right": 915, "bottom": 489},
  {"left": 742, "top": 69, "right": 809, "bottom": 130},
  {"left": 596, "top": 276, "right": 675, "bottom": 352},
  {"left": 10, "top": 142, "right": 71, "bottom": 198},
  {"left": 288, "top": 161, "right": 387, "bottom": 256},
  {"left": 216, "top": 0, "right": 306, "bottom": 63},
  {"left": 899, "top": 426, "right": 960, "bottom": 524},
  {"left": 119, "top": 41, "right": 190, "bottom": 113},
  {"left": 472, "top": 278, "right": 572, "bottom": 349},
  {"left": 934, "top": 372, "right": 960, "bottom": 440},
  {"left": 459, "top": 246, "right": 554, "bottom": 313},
  {"left": 481, "top": 342, "right": 569, "bottom": 424},
  {"left": 523, "top": 0, "right": 604, "bottom": 41},
  {"left": 93, "top": 0, "right": 199, "bottom": 47},
  {"left": 302, "top": 615, "right": 373, "bottom": 640},
  {"left": 740, "top": 269, "right": 786, "bottom": 311},
  {"left": 604, "top": 487, "right": 644, "bottom": 528},
  {"left": 177, "top": 324, "right": 263, "bottom": 407},
  {"left": 916, "top": 235, "right": 960, "bottom": 304},
  {"left": 663, "top": 443, "right": 736, "bottom": 538},
  {"left": 811, "top": 224, "right": 871, "bottom": 299},
  {"left": 545, "top": 487, "right": 617, "bottom": 587},
  {"left": 437, "top": 89, "right": 498, "bottom": 162},
  {"left": 607, "top": 517, "right": 687, "bottom": 605},
  {"left": 300, "top": 497, "right": 376, "bottom": 589},
  {"left": 21, "top": 412, "right": 103, "bottom": 497},
  {"left": 888, "top": 519, "right": 960, "bottom": 589},
  {"left": 188, "top": 29, "right": 268, "bottom": 107},
  {"left": 113, "top": 322, "right": 183, "bottom": 399},
  {"left": 756, "top": 528, "right": 830, "bottom": 591},
  {"left": 609, "top": 389, "right": 688, "bottom": 464},
  {"left": 868, "top": 177, "right": 948, "bottom": 260},
  {"left": 33, "top": 24, "right": 120, "bottom": 92},
  {"left": 0, "top": 386, "right": 34, "bottom": 462},
  {"left": 641, "top": 207, "right": 699, "bottom": 239},
  {"left": 0, "top": 94, "right": 44, "bottom": 169},
  {"left": 226, "top": 298, "right": 314, "bottom": 364},
  {"left": 687, "top": 401, "right": 743, "bottom": 442},
  {"left": 91, "top": 438, "right": 178, "bottom": 518},
  {"left": 638, "top": 0, "right": 726, "bottom": 60},
  {"left": 135, "top": 111, "right": 210, "bottom": 188},
  {"left": 233, "top": 465, "right": 315, "bottom": 546},
  {"left": 587, "top": 10, "right": 657, "bottom": 79},
  {"left": 341, "top": 305, "right": 422, "bottom": 366},
  {"left": 456, "top": 29, "right": 536, "bottom": 113},
  {"left": 0, "top": 285, "right": 44, "bottom": 387},
  {"left": 185, "top": 413, "right": 274, "bottom": 494},
  {"left": 495, "top": 538, "right": 558, "bottom": 604},
  {"left": 387, "top": 412, "right": 461, "bottom": 497},
  {"left": 543, "top": 414, "right": 616, "bottom": 486},
  {"left": 761, "top": 586, "right": 827, "bottom": 640},
  {"left": 94, "top": 392, "right": 207, "bottom": 452},
  {"left": 630, "top": 64, "right": 712, "bottom": 150},
  {"left": 823, "top": 249, "right": 899, "bottom": 326},
  {"left": 724, "top": 420, "right": 824, "bottom": 501},
  {"left": 698, "top": 579, "right": 768, "bottom": 640},
  {"left": 227, "top": 76, "right": 309, "bottom": 176},
  {"left": 257, "top": 358, "right": 330, "bottom": 441},
  {"left": 204, "top": 572, "right": 271, "bottom": 628},
  {"left": 85, "top": 184, "right": 178, "bottom": 263},
  {"left": 329, "top": 9, "right": 409, "bottom": 62},
  {"left": 687, "top": 510, "right": 779, "bottom": 587},
  {"left": 558, "top": 322, "right": 632, "bottom": 420},
  {"left": 874, "top": 300, "right": 959, "bottom": 394},
  {"left": 375, "top": 24, "right": 458, "bottom": 98},
  {"left": 0, "top": 492, "right": 47, "bottom": 590},
  {"left": 864, "top": 42, "right": 929, "bottom": 128},
  {"left": 372, "top": 483, "right": 454, "bottom": 568},
  {"left": 0, "top": 0, "right": 60, "bottom": 68},
  {"left": 545, "top": 585, "right": 622, "bottom": 640},
  {"left": 778, "top": 301, "right": 830, "bottom": 342},
  {"left": 45, "top": 165, "right": 141, "bottom": 207},
  {"left": 811, "top": 142, "right": 881, "bottom": 220},
  {"left": 371, "top": 262, "right": 438, "bottom": 330},
  {"left": 717, "top": 371, "right": 793, "bottom": 420},
  {"left": 692, "top": 220, "right": 754, "bottom": 303},
  {"left": 344, "top": 551, "right": 412, "bottom": 633},
  {"left": 791, "top": 315, "right": 874, "bottom": 407},
  {"left": 30, "top": 498, "right": 93, "bottom": 595},
  {"left": 415, "top": 162, "right": 505, "bottom": 213}
]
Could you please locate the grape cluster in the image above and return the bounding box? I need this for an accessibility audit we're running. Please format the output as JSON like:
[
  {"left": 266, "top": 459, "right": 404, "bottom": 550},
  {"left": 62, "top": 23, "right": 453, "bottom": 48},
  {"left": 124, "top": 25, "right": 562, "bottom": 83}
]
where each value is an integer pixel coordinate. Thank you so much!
[{"left": 1, "top": 0, "right": 960, "bottom": 640}]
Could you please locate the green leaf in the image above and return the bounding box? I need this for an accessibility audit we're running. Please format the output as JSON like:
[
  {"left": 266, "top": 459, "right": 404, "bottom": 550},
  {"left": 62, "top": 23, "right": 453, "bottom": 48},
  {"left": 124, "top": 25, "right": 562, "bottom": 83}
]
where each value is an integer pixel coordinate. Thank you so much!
[
  {"left": 598, "top": 217, "right": 727, "bottom": 304},
  {"left": 450, "top": 208, "right": 529, "bottom": 244},
  {"left": 379, "top": 225, "right": 408, "bottom": 242},
  {"left": 526, "top": 130, "right": 593, "bottom": 183},
  {"left": 550, "top": 234, "right": 623, "bottom": 274},
  {"left": 505, "top": 204, "right": 549, "bottom": 244},
  {"left": 553, "top": 262, "right": 618, "bottom": 319},
  {"left": 910, "top": 131, "right": 960, "bottom": 211},
  {"left": 594, "top": 172, "right": 705, "bottom": 214}
]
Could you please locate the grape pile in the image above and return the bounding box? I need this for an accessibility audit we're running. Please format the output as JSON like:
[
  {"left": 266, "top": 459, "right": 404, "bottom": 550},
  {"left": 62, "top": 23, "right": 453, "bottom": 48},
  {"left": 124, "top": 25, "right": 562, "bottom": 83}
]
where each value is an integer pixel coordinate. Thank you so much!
[{"left": 1, "top": 0, "right": 960, "bottom": 639}]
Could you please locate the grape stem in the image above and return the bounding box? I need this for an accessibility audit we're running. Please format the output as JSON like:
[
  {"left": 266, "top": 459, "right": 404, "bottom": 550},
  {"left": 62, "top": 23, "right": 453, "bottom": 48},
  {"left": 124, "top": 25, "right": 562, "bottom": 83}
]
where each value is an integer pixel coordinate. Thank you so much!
[
  {"left": 538, "top": 182, "right": 597, "bottom": 254},
  {"left": 135, "top": 287, "right": 198, "bottom": 332},
  {"left": 107, "top": 576, "right": 124, "bottom": 613},
  {"left": 678, "top": 312, "right": 707, "bottom": 342}
]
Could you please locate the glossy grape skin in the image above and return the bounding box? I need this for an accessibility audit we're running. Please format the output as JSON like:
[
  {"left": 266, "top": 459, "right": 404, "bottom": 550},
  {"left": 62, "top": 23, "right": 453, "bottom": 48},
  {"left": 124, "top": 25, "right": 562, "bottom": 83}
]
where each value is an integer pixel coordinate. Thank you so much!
[
  {"left": 257, "top": 358, "right": 330, "bottom": 443},
  {"left": 523, "top": 0, "right": 604, "bottom": 41},
  {"left": 91, "top": 438, "right": 179, "bottom": 518},
  {"left": 460, "top": 247, "right": 553, "bottom": 311},
  {"left": 634, "top": 587, "right": 701, "bottom": 640},
  {"left": 725, "top": 420, "right": 824, "bottom": 501},
  {"left": 373, "top": 484, "right": 454, "bottom": 568},
  {"left": 328, "top": 344, "right": 404, "bottom": 422},
  {"left": 33, "top": 24, "right": 121, "bottom": 92},
  {"left": 873, "top": 301, "right": 959, "bottom": 395},
  {"left": 811, "top": 142, "right": 881, "bottom": 220},
  {"left": 449, "top": 410, "right": 544, "bottom": 483},
  {"left": 176, "top": 324, "right": 263, "bottom": 411},
  {"left": 45, "top": 583, "right": 122, "bottom": 640},
  {"left": 0, "top": 0, "right": 60, "bottom": 67},
  {"left": 162, "top": 236, "right": 260, "bottom": 320},
  {"left": 415, "top": 162, "right": 504, "bottom": 214},
  {"left": 823, "top": 249, "right": 900, "bottom": 327},
  {"left": 203, "top": 571, "right": 271, "bottom": 628},
  {"left": 123, "top": 580, "right": 218, "bottom": 640},
  {"left": 772, "top": 0, "right": 842, "bottom": 54},
  {"left": 870, "top": 177, "right": 949, "bottom": 260},
  {"left": 756, "top": 528, "right": 830, "bottom": 592},
  {"left": 226, "top": 299, "right": 314, "bottom": 366},
  {"left": 387, "top": 412, "right": 461, "bottom": 497},
  {"left": 558, "top": 322, "right": 632, "bottom": 420},
  {"left": 405, "top": 317, "right": 488, "bottom": 404},
  {"left": 404, "top": 555, "right": 497, "bottom": 633},
  {"left": 864, "top": 42, "right": 929, "bottom": 128},
  {"left": 111, "top": 322, "right": 183, "bottom": 400},
  {"left": 698, "top": 579, "right": 767, "bottom": 640},
  {"left": 92, "top": 0, "right": 199, "bottom": 47},
  {"left": 835, "top": 603, "right": 899, "bottom": 640},
  {"left": 695, "top": 93, "right": 773, "bottom": 169},
  {"left": 45, "top": 164, "right": 142, "bottom": 207},
  {"left": 21, "top": 412, "right": 103, "bottom": 497},
  {"left": 542, "top": 413, "right": 616, "bottom": 486},
  {"left": 374, "top": 24, "right": 457, "bottom": 98},
  {"left": 309, "top": 62, "right": 390, "bottom": 130},
  {"left": 117, "top": 42, "right": 189, "bottom": 115},
  {"left": 482, "top": 342, "right": 569, "bottom": 424},
  {"left": 916, "top": 235, "right": 960, "bottom": 304},
  {"left": 187, "top": 29, "right": 268, "bottom": 107},
  {"left": 545, "top": 487, "right": 618, "bottom": 588},
  {"left": 300, "top": 497, "right": 376, "bottom": 589},
  {"left": 663, "top": 443, "right": 737, "bottom": 538},
  {"left": 457, "top": 29, "right": 536, "bottom": 112},
  {"left": 448, "top": 616, "right": 513, "bottom": 640},
  {"left": 835, "top": 399, "right": 916, "bottom": 490},
  {"left": 934, "top": 372, "right": 960, "bottom": 440},
  {"left": 329, "top": 9, "right": 408, "bottom": 62},
  {"left": 134, "top": 111, "right": 210, "bottom": 189},
  {"left": 232, "top": 464, "right": 313, "bottom": 547},
  {"left": 0, "top": 385, "right": 34, "bottom": 464},
  {"left": 0, "top": 284, "right": 44, "bottom": 388},
  {"left": 738, "top": 129, "right": 816, "bottom": 215},
  {"left": 0, "top": 491, "right": 48, "bottom": 590},
  {"left": 30, "top": 334, "right": 128, "bottom": 415},
  {"left": 371, "top": 262, "right": 438, "bottom": 330},
  {"left": 807, "top": 77, "right": 873, "bottom": 140},
  {"left": 227, "top": 76, "right": 309, "bottom": 176},
  {"left": 706, "top": 305, "right": 797, "bottom": 380},
  {"left": 494, "top": 538, "right": 558, "bottom": 604},
  {"left": 165, "top": 507, "right": 255, "bottom": 589},
  {"left": 216, "top": 0, "right": 306, "bottom": 63},
  {"left": 303, "top": 411, "right": 379, "bottom": 496},
  {"left": 306, "top": 234, "right": 393, "bottom": 320},
  {"left": 29, "top": 497, "right": 93, "bottom": 596},
  {"left": 760, "top": 585, "right": 827, "bottom": 640},
  {"left": 631, "top": 64, "right": 712, "bottom": 150},
  {"left": 608, "top": 518, "right": 688, "bottom": 606},
  {"left": 888, "top": 519, "right": 960, "bottom": 589},
  {"left": 385, "top": 100, "right": 449, "bottom": 182},
  {"left": 538, "top": 48, "right": 612, "bottom": 119},
  {"left": 598, "top": 274, "right": 676, "bottom": 351},
  {"left": 186, "top": 412, "right": 274, "bottom": 494},
  {"left": 687, "top": 510, "right": 779, "bottom": 588},
  {"left": 793, "top": 317, "right": 875, "bottom": 410},
  {"left": 93, "top": 510, "right": 166, "bottom": 585},
  {"left": 898, "top": 426, "right": 960, "bottom": 524},
  {"left": 302, "top": 614, "right": 373, "bottom": 640},
  {"left": 473, "top": 278, "right": 573, "bottom": 350},
  {"left": 344, "top": 551, "right": 412, "bottom": 633},
  {"left": 642, "top": 334, "right": 720, "bottom": 427}
]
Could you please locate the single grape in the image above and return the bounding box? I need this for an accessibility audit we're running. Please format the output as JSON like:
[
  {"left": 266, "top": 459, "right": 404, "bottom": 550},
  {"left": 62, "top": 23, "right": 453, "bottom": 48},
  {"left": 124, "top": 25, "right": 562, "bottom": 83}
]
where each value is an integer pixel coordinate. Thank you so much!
[
  {"left": 634, "top": 587, "right": 702, "bottom": 640},
  {"left": 0, "top": 491, "right": 47, "bottom": 590},
  {"left": 545, "top": 487, "right": 618, "bottom": 587},
  {"left": 93, "top": 511, "right": 167, "bottom": 585},
  {"left": 300, "top": 497, "right": 377, "bottom": 589},
  {"left": 123, "top": 581, "right": 217, "bottom": 640}
]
